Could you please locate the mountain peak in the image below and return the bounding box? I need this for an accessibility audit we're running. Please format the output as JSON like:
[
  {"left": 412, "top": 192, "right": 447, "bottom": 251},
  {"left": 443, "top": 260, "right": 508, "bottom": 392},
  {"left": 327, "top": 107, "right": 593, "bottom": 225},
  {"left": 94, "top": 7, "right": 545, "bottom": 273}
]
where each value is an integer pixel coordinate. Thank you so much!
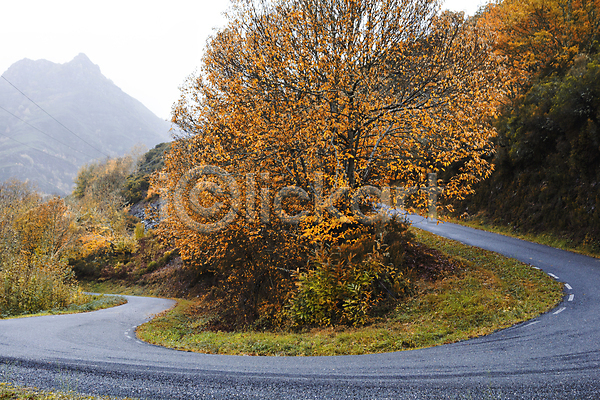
[
  {"left": 3, "top": 53, "right": 103, "bottom": 83},
  {"left": 72, "top": 53, "right": 92, "bottom": 63},
  {"left": 67, "top": 53, "right": 101, "bottom": 75}
]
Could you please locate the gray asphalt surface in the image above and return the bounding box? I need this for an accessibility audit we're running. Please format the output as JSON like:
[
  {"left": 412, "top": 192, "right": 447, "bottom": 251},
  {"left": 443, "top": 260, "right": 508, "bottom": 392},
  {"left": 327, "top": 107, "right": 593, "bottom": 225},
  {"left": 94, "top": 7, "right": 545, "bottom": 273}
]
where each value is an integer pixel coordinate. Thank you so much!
[{"left": 1, "top": 218, "right": 600, "bottom": 399}]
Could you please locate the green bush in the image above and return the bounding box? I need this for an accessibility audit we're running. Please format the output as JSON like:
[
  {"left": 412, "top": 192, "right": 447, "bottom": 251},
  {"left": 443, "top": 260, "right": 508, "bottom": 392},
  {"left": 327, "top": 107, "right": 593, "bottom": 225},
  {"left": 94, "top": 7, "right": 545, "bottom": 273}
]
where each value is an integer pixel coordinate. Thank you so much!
[
  {"left": 146, "top": 261, "right": 159, "bottom": 273},
  {"left": 288, "top": 217, "right": 413, "bottom": 327},
  {"left": 134, "top": 222, "right": 146, "bottom": 240}
]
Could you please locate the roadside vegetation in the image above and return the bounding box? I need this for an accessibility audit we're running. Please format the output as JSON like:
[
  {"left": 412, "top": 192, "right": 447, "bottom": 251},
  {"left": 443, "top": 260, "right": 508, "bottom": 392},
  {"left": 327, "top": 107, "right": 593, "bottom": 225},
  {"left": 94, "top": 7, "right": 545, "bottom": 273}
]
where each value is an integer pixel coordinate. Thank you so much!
[
  {"left": 451, "top": 0, "right": 600, "bottom": 254},
  {"left": 1, "top": 294, "right": 126, "bottom": 320},
  {"left": 0, "top": 144, "right": 168, "bottom": 318},
  {"left": 0, "top": 382, "right": 134, "bottom": 400},
  {"left": 0, "top": 180, "right": 82, "bottom": 316},
  {"left": 136, "top": 228, "right": 562, "bottom": 356},
  {"left": 0, "top": 180, "right": 126, "bottom": 318}
]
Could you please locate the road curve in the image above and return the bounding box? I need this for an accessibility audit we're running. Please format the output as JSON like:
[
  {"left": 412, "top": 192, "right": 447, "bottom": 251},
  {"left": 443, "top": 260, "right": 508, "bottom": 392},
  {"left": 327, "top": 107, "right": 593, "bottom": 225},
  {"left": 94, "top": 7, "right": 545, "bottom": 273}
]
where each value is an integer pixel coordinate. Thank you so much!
[{"left": 1, "top": 219, "right": 600, "bottom": 399}]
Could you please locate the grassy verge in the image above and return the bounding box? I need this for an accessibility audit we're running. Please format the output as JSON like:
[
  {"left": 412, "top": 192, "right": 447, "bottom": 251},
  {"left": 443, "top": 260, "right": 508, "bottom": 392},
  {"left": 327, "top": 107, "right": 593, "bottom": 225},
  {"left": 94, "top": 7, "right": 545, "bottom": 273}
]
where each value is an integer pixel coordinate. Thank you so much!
[
  {"left": 0, "top": 382, "right": 134, "bottom": 399},
  {"left": 136, "top": 228, "right": 563, "bottom": 356},
  {"left": 0, "top": 294, "right": 126, "bottom": 320},
  {"left": 446, "top": 216, "right": 600, "bottom": 258},
  {"left": 80, "top": 280, "right": 158, "bottom": 297}
]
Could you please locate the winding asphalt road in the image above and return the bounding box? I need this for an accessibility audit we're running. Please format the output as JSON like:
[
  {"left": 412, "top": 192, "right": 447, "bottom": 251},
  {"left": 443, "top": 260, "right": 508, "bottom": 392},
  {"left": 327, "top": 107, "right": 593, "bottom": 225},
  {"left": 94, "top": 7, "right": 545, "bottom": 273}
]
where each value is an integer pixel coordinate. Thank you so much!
[{"left": 1, "top": 218, "right": 600, "bottom": 399}]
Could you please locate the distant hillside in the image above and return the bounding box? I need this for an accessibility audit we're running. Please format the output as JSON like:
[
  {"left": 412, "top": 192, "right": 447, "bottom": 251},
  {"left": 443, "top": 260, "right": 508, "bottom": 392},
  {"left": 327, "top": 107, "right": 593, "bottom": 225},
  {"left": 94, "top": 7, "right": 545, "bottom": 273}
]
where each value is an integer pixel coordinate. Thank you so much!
[{"left": 0, "top": 53, "right": 171, "bottom": 195}]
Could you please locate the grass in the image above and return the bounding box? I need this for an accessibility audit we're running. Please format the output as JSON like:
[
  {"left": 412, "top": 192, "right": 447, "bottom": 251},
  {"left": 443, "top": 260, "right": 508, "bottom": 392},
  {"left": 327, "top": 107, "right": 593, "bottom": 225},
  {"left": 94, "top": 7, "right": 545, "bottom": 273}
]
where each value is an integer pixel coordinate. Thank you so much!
[
  {"left": 0, "top": 382, "right": 134, "bottom": 400},
  {"left": 136, "top": 228, "right": 563, "bottom": 356},
  {"left": 0, "top": 294, "right": 126, "bottom": 320},
  {"left": 446, "top": 215, "right": 600, "bottom": 258},
  {"left": 80, "top": 281, "right": 158, "bottom": 297}
]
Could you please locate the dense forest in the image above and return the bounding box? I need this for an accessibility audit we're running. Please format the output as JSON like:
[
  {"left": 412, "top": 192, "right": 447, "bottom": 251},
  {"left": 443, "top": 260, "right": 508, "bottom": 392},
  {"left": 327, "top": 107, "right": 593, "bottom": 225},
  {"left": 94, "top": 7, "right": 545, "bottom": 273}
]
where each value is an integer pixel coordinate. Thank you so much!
[{"left": 454, "top": 0, "right": 600, "bottom": 253}]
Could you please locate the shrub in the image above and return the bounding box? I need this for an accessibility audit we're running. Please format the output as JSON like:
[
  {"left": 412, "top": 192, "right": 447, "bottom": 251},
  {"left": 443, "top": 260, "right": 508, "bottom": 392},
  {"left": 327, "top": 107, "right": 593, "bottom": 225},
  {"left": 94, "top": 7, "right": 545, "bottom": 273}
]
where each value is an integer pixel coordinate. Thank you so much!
[
  {"left": 134, "top": 223, "right": 145, "bottom": 240},
  {"left": 0, "top": 255, "right": 79, "bottom": 316},
  {"left": 288, "top": 217, "right": 414, "bottom": 327},
  {"left": 179, "top": 221, "right": 311, "bottom": 331},
  {"left": 0, "top": 182, "right": 82, "bottom": 316}
]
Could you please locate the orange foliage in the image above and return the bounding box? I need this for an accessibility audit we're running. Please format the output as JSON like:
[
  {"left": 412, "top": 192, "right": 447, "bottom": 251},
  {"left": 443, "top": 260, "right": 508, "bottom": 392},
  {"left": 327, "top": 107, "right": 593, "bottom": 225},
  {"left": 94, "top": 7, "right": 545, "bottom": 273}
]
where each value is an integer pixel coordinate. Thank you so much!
[
  {"left": 480, "top": 0, "right": 600, "bottom": 96},
  {"left": 154, "top": 0, "right": 503, "bottom": 328},
  {"left": 165, "top": 0, "right": 501, "bottom": 221},
  {"left": 0, "top": 181, "right": 81, "bottom": 315},
  {"left": 15, "top": 197, "right": 78, "bottom": 264}
]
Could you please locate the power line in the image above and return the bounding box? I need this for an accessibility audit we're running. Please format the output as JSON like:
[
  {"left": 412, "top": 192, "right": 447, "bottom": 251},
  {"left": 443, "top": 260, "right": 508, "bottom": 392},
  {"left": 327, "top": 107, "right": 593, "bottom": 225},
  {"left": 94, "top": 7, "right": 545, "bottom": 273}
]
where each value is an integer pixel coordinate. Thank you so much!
[
  {"left": 0, "top": 104, "right": 99, "bottom": 160},
  {"left": 0, "top": 132, "right": 73, "bottom": 194},
  {"left": 1, "top": 75, "right": 110, "bottom": 158},
  {"left": 0, "top": 131, "right": 74, "bottom": 164}
]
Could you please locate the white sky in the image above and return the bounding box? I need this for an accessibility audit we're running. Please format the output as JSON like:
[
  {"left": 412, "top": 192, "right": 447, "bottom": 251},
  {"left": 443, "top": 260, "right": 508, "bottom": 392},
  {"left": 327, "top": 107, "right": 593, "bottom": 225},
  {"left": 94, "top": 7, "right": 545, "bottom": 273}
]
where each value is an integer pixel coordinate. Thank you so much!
[{"left": 0, "top": 0, "right": 488, "bottom": 121}]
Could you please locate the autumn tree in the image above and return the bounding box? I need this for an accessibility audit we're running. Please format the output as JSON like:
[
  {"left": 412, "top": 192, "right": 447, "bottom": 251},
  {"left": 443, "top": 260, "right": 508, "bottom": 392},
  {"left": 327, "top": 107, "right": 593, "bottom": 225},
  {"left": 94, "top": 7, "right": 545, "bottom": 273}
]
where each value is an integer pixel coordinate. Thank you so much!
[
  {"left": 15, "top": 197, "right": 79, "bottom": 264},
  {"left": 170, "top": 0, "right": 500, "bottom": 203},
  {"left": 0, "top": 179, "right": 39, "bottom": 258},
  {"left": 72, "top": 152, "right": 141, "bottom": 257},
  {"left": 163, "top": 0, "right": 502, "bottom": 261},
  {"left": 157, "top": 0, "right": 502, "bottom": 328},
  {"left": 480, "top": 0, "right": 600, "bottom": 97}
]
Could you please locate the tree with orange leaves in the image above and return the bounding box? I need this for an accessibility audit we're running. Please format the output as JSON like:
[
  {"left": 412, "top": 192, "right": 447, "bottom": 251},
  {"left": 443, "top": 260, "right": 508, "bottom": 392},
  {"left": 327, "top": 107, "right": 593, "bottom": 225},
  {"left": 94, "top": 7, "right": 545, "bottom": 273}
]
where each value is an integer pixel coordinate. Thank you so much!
[
  {"left": 156, "top": 0, "right": 502, "bottom": 328},
  {"left": 480, "top": 0, "right": 600, "bottom": 98},
  {"left": 170, "top": 0, "right": 500, "bottom": 204}
]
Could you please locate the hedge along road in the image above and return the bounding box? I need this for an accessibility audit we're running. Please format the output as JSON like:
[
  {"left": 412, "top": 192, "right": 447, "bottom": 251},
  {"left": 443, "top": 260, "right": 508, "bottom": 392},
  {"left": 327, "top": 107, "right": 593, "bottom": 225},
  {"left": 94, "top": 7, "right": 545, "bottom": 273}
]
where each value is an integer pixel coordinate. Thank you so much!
[{"left": 1, "top": 218, "right": 600, "bottom": 399}]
